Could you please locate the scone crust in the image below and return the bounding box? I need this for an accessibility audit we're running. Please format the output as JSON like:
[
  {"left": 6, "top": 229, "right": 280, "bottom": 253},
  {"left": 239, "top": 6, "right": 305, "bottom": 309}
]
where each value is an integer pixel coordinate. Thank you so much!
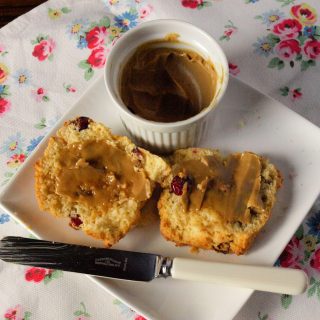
[
  {"left": 35, "top": 117, "right": 170, "bottom": 246},
  {"left": 158, "top": 148, "right": 282, "bottom": 255}
]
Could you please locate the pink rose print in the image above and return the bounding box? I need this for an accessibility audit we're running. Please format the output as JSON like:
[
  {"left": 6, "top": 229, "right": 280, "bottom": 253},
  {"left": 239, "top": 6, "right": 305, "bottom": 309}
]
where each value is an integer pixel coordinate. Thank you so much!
[
  {"left": 25, "top": 267, "right": 47, "bottom": 282},
  {"left": 31, "top": 87, "right": 50, "bottom": 102},
  {"left": 87, "top": 47, "right": 108, "bottom": 68},
  {"left": 273, "top": 19, "right": 302, "bottom": 39},
  {"left": 139, "top": 4, "right": 153, "bottom": 19},
  {"left": 220, "top": 20, "right": 238, "bottom": 41},
  {"left": 135, "top": 316, "right": 147, "bottom": 320},
  {"left": 275, "top": 39, "right": 301, "bottom": 60},
  {"left": 303, "top": 39, "right": 320, "bottom": 60},
  {"left": 32, "top": 36, "right": 55, "bottom": 61},
  {"left": 228, "top": 63, "right": 240, "bottom": 76},
  {"left": 4, "top": 305, "right": 31, "bottom": 320},
  {"left": 75, "top": 13, "right": 147, "bottom": 81},
  {"left": 63, "top": 83, "right": 77, "bottom": 93},
  {"left": 280, "top": 86, "right": 302, "bottom": 101},
  {"left": 86, "top": 26, "right": 107, "bottom": 49},
  {"left": 291, "top": 88, "right": 302, "bottom": 99},
  {"left": 290, "top": 3, "right": 317, "bottom": 26},
  {"left": 25, "top": 267, "right": 62, "bottom": 284},
  {"left": 182, "top": 0, "right": 202, "bottom": 9},
  {"left": 310, "top": 248, "right": 320, "bottom": 272},
  {"left": 6, "top": 153, "right": 26, "bottom": 168},
  {"left": 4, "top": 305, "right": 24, "bottom": 320},
  {"left": 255, "top": 3, "right": 319, "bottom": 71},
  {"left": 0, "top": 97, "right": 11, "bottom": 117},
  {"left": 225, "top": 29, "right": 234, "bottom": 37},
  {"left": 278, "top": 237, "right": 304, "bottom": 269}
]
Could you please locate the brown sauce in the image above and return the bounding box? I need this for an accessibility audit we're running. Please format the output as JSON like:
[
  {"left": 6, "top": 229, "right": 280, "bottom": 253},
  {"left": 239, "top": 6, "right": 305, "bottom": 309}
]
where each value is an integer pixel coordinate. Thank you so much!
[{"left": 120, "top": 40, "right": 217, "bottom": 122}]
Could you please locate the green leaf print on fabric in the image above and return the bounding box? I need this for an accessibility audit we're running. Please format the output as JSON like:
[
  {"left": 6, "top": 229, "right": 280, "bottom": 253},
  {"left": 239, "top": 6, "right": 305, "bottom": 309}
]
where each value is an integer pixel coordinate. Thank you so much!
[
  {"left": 295, "top": 224, "right": 304, "bottom": 240},
  {"left": 34, "top": 118, "right": 47, "bottom": 129},
  {"left": 258, "top": 312, "right": 268, "bottom": 320},
  {"left": 301, "top": 59, "right": 315, "bottom": 71},
  {"left": 43, "top": 269, "right": 63, "bottom": 284},
  {"left": 99, "top": 16, "right": 111, "bottom": 28},
  {"left": 281, "top": 294, "right": 293, "bottom": 309},
  {"left": 276, "top": 0, "right": 295, "bottom": 7},
  {"left": 307, "top": 277, "right": 320, "bottom": 301},
  {"left": 84, "top": 68, "right": 94, "bottom": 81},
  {"left": 73, "top": 302, "right": 91, "bottom": 318},
  {"left": 308, "top": 277, "right": 317, "bottom": 297},
  {"left": 197, "top": 1, "right": 212, "bottom": 9},
  {"left": 78, "top": 60, "right": 90, "bottom": 69},
  {"left": 61, "top": 7, "right": 72, "bottom": 14},
  {"left": 268, "top": 57, "right": 285, "bottom": 69},
  {"left": 280, "top": 86, "right": 289, "bottom": 96},
  {"left": 266, "top": 33, "right": 280, "bottom": 46}
]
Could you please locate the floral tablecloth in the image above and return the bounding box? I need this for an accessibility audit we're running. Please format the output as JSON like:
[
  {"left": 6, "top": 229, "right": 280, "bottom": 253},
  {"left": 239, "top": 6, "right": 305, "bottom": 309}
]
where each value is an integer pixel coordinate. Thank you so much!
[{"left": 1, "top": 0, "right": 320, "bottom": 319}]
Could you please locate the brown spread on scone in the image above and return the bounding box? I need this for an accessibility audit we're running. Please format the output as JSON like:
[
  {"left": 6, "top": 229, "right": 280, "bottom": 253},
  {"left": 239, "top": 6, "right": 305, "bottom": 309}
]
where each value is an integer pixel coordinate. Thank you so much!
[
  {"left": 172, "top": 152, "right": 263, "bottom": 223},
  {"left": 56, "top": 140, "right": 150, "bottom": 208},
  {"left": 120, "top": 40, "right": 217, "bottom": 122},
  {"left": 160, "top": 148, "right": 282, "bottom": 254}
]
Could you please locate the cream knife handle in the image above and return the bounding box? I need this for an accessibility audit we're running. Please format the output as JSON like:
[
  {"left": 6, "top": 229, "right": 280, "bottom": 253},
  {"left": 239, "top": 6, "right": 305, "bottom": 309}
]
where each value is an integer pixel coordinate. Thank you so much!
[{"left": 170, "top": 258, "right": 308, "bottom": 295}]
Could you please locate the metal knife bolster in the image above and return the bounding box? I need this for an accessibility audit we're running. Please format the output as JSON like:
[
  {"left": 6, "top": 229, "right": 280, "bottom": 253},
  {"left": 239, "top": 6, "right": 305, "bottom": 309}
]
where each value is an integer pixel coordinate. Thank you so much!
[{"left": 155, "top": 256, "right": 173, "bottom": 279}]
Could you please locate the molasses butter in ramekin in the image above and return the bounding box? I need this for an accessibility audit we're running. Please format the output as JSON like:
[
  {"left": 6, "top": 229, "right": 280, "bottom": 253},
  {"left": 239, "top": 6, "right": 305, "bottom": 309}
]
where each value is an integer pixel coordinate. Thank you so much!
[{"left": 105, "top": 20, "right": 228, "bottom": 153}]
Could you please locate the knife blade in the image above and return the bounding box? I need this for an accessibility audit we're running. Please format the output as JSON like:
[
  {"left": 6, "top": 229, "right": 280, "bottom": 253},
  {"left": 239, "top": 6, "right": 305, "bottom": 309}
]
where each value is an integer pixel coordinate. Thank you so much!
[{"left": 0, "top": 236, "right": 308, "bottom": 295}]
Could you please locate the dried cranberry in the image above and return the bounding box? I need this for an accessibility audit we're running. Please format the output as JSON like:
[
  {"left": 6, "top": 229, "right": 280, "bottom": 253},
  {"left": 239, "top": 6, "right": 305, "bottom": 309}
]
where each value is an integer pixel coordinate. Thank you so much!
[
  {"left": 71, "top": 117, "right": 92, "bottom": 131},
  {"left": 132, "top": 147, "right": 143, "bottom": 159},
  {"left": 69, "top": 214, "right": 83, "bottom": 230},
  {"left": 170, "top": 176, "right": 186, "bottom": 196}
]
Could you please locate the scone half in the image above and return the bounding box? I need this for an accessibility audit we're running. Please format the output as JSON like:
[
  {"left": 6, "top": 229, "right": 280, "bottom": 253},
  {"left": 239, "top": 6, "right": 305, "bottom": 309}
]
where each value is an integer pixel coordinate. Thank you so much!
[
  {"left": 35, "top": 117, "right": 170, "bottom": 246},
  {"left": 158, "top": 148, "right": 282, "bottom": 255}
]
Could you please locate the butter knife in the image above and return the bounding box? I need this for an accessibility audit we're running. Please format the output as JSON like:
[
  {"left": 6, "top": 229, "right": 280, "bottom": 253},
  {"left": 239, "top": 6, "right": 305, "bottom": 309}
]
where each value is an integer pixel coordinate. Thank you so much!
[{"left": 0, "top": 236, "right": 307, "bottom": 295}]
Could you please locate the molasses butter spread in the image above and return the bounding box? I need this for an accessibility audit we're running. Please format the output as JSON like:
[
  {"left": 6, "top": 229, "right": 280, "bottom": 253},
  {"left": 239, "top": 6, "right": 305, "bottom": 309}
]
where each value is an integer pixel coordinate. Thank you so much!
[
  {"left": 173, "top": 152, "right": 264, "bottom": 223},
  {"left": 120, "top": 40, "right": 217, "bottom": 122},
  {"left": 56, "top": 140, "right": 150, "bottom": 208}
]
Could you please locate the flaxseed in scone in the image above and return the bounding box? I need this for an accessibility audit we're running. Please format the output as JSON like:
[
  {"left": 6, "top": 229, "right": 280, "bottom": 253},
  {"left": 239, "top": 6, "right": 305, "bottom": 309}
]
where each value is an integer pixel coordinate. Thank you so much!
[
  {"left": 35, "top": 117, "right": 170, "bottom": 246},
  {"left": 158, "top": 148, "right": 282, "bottom": 255}
]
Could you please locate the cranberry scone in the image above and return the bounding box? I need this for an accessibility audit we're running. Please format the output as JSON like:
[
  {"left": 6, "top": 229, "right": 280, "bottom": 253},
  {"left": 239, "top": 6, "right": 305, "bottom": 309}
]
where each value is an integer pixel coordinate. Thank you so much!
[
  {"left": 35, "top": 117, "right": 170, "bottom": 246},
  {"left": 158, "top": 148, "right": 282, "bottom": 255}
]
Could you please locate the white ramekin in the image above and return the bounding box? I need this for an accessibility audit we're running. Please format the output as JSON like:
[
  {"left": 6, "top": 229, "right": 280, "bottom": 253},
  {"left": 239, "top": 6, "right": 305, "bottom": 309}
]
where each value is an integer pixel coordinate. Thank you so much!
[{"left": 105, "top": 19, "right": 229, "bottom": 153}]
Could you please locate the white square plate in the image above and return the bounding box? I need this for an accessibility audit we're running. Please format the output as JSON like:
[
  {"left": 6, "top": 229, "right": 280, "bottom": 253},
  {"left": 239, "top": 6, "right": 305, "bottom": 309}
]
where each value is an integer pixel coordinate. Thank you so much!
[{"left": 1, "top": 76, "right": 320, "bottom": 320}]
